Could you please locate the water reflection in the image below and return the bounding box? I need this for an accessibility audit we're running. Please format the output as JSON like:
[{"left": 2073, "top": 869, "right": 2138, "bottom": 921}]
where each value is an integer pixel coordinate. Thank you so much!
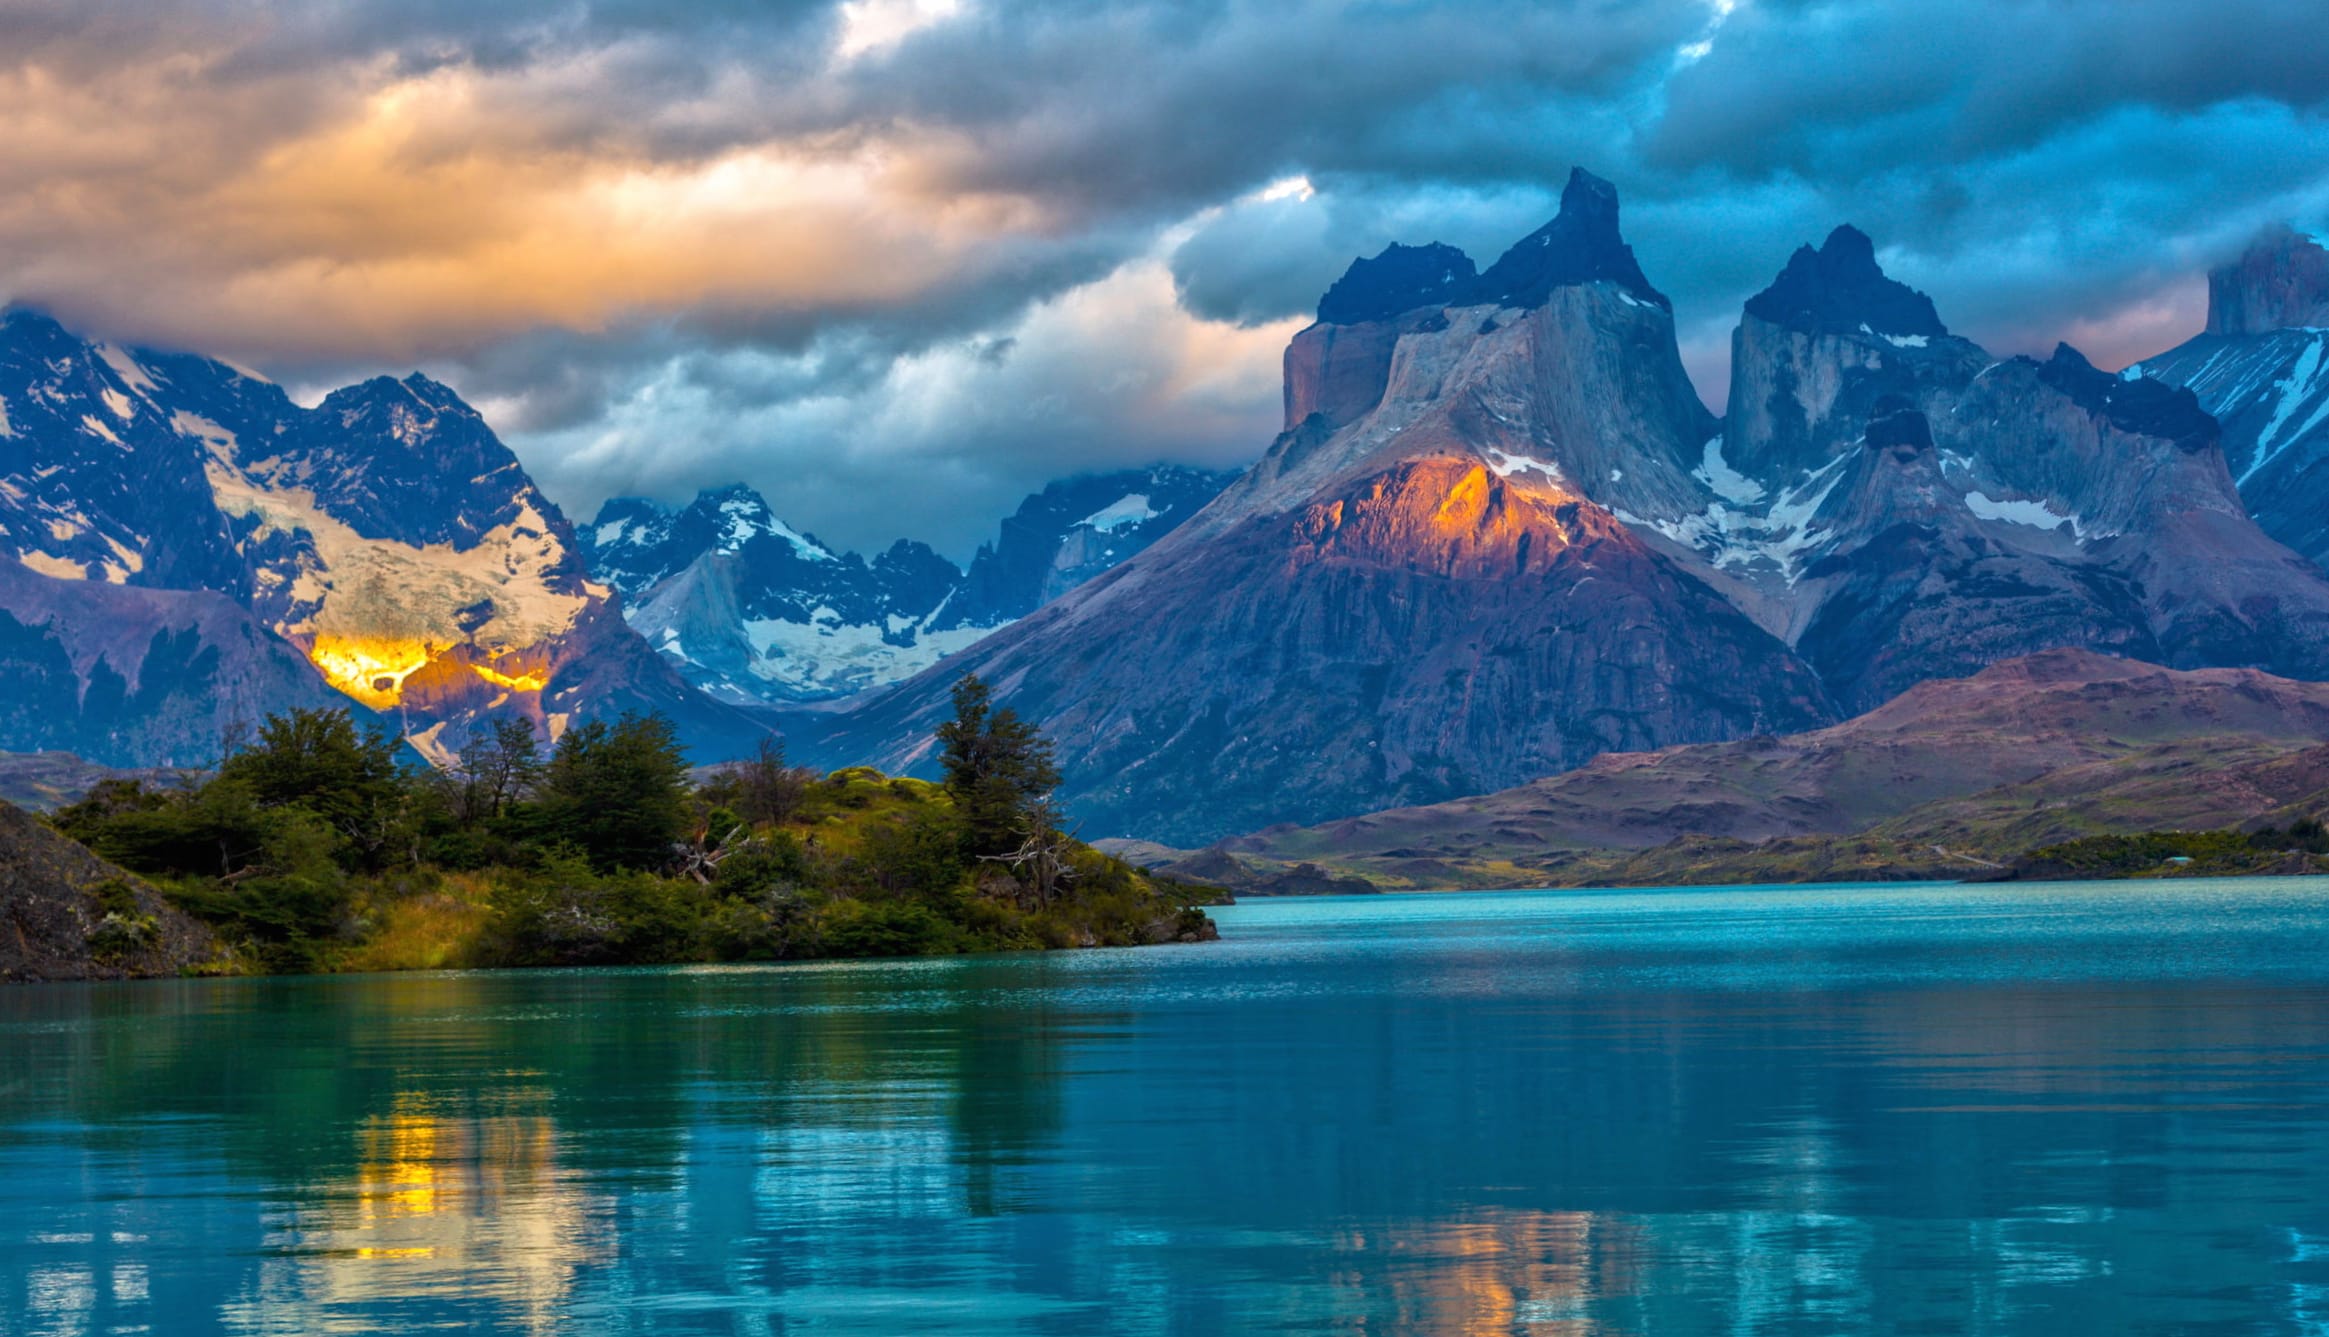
[
  {"left": 223, "top": 1095, "right": 613, "bottom": 1335},
  {"left": 2, "top": 881, "right": 2329, "bottom": 1333}
]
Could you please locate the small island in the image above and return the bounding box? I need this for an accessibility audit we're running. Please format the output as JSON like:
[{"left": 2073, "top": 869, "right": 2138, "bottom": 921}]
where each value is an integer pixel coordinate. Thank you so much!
[{"left": 5, "top": 675, "right": 1218, "bottom": 983}]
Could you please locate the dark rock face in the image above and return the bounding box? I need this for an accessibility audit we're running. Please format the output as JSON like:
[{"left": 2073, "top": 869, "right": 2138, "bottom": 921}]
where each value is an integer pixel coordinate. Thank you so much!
[
  {"left": 0, "top": 799, "right": 212, "bottom": 982},
  {"left": 1282, "top": 318, "right": 1409, "bottom": 431},
  {"left": 1786, "top": 397, "right": 2166, "bottom": 713},
  {"left": 2206, "top": 225, "right": 2329, "bottom": 337},
  {"left": 2133, "top": 229, "right": 2329, "bottom": 570},
  {"left": 0, "top": 308, "right": 767, "bottom": 768},
  {"left": 1468, "top": 168, "right": 1667, "bottom": 311},
  {"left": 1720, "top": 233, "right": 1988, "bottom": 487},
  {"left": 1316, "top": 242, "right": 1477, "bottom": 325},
  {"left": 0, "top": 562, "right": 377, "bottom": 766},
  {"left": 2035, "top": 344, "right": 2214, "bottom": 451},
  {"left": 1742, "top": 225, "right": 1947, "bottom": 339},
  {"left": 583, "top": 466, "right": 1232, "bottom": 704}
]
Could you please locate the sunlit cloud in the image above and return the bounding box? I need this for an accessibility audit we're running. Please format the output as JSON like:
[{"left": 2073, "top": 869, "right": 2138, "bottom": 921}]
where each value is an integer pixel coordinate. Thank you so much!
[{"left": 836, "top": 0, "right": 968, "bottom": 62}]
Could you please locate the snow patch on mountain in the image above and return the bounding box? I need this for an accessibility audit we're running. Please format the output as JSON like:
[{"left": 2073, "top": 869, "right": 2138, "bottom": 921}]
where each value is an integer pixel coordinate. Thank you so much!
[
  {"left": 1079, "top": 493, "right": 1160, "bottom": 532},
  {"left": 1619, "top": 454, "right": 1846, "bottom": 583},
  {"left": 1963, "top": 490, "right": 2106, "bottom": 541},
  {"left": 94, "top": 345, "right": 160, "bottom": 401},
  {"left": 1484, "top": 450, "right": 1563, "bottom": 481},
  {"left": 719, "top": 494, "right": 831, "bottom": 560},
  {"left": 2246, "top": 335, "right": 2329, "bottom": 484},
  {"left": 201, "top": 437, "right": 591, "bottom": 654},
  {"left": 739, "top": 612, "right": 995, "bottom": 700},
  {"left": 1692, "top": 436, "right": 1767, "bottom": 505}
]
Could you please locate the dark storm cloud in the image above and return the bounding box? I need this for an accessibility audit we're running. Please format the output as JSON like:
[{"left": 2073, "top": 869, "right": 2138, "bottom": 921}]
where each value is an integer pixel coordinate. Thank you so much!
[{"left": 1, "top": 0, "right": 2325, "bottom": 553}]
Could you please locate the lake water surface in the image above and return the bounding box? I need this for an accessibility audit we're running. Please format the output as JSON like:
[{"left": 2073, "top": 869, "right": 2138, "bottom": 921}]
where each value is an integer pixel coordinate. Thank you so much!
[{"left": 7, "top": 879, "right": 2329, "bottom": 1334}]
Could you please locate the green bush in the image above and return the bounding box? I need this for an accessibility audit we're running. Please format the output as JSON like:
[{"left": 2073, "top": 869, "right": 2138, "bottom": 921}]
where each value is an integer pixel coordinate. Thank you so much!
[{"left": 816, "top": 899, "right": 959, "bottom": 958}]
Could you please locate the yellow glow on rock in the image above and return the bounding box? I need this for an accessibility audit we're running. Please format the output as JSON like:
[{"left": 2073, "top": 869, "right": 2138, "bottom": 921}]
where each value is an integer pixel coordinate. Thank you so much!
[
  {"left": 310, "top": 635, "right": 436, "bottom": 708},
  {"left": 471, "top": 663, "right": 548, "bottom": 692}
]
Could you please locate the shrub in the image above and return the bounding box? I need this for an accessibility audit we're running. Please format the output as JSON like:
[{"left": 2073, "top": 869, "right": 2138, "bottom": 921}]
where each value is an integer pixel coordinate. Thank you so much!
[{"left": 816, "top": 899, "right": 958, "bottom": 958}]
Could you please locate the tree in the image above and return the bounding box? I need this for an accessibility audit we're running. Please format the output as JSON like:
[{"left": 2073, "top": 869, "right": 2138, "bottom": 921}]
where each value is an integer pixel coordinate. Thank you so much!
[
  {"left": 936, "top": 674, "right": 1062, "bottom": 860},
  {"left": 702, "top": 734, "right": 810, "bottom": 826},
  {"left": 536, "top": 713, "right": 693, "bottom": 870},
  {"left": 215, "top": 708, "right": 406, "bottom": 863},
  {"left": 456, "top": 716, "right": 546, "bottom": 822}
]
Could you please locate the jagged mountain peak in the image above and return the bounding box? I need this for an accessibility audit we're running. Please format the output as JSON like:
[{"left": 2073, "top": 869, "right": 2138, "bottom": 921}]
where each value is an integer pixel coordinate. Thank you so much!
[
  {"left": 2207, "top": 223, "right": 2329, "bottom": 336},
  {"left": 1743, "top": 224, "right": 1948, "bottom": 340},
  {"left": 1469, "top": 167, "right": 1667, "bottom": 312},
  {"left": 1316, "top": 242, "right": 1478, "bottom": 326},
  {"left": 690, "top": 484, "right": 834, "bottom": 559},
  {"left": 2033, "top": 342, "right": 2215, "bottom": 453}
]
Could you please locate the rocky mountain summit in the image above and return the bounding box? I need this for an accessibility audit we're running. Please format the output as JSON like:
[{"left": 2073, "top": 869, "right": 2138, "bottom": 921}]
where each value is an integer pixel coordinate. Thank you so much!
[
  {"left": 584, "top": 466, "right": 1230, "bottom": 702},
  {"left": 0, "top": 308, "right": 762, "bottom": 766},
  {"left": 807, "top": 171, "right": 2329, "bottom": 844},
  {"left": 2132, "top": 226, "right": 2329, "bottom": 568}
]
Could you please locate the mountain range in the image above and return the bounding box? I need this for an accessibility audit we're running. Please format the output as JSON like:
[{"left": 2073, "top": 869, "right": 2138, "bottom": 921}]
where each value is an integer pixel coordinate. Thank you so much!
[
  {"left": 581, "top": 466, "right": 1231, "bottom": 703},
  {"left": 797, "top": 172, "right": 2329, "bottom": 845},
  {"left": 0, "top": 310, "right": 760, "bottom": 766},
  {"left": 0, "top": 300, "right": 1235, "bottom": 766}
]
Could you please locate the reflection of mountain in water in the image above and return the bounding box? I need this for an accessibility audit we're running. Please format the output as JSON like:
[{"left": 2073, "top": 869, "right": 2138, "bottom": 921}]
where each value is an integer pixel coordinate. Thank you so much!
[{"left": 234, "top": 1095, "right": 612, "bottom": 1334}]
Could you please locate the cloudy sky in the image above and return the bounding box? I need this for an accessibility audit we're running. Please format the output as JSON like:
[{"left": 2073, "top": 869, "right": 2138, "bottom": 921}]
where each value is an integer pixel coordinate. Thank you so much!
[{"left": 3, "top": 0, "right": 2326, "bottom": 557}]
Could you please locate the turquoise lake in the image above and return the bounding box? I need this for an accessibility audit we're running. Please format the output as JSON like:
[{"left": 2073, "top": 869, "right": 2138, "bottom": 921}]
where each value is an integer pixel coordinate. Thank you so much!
[{"left": 6, "top": 878, "right": 2329, "bottom": 1333}]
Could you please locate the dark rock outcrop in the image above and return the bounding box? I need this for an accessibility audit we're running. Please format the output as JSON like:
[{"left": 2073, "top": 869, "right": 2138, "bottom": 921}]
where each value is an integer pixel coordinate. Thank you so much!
[
  {"left": 0, "top": 799, "right": 211, "bottom": 982},
  {"left": 1468, "top": 168, "right": 1666, "bottom": 310},
  {"left": 1316, "top": 242, "right": 1477, "bottom": 325},
  {"left": 2206, "top": 224, "right": 2329, "bottom": 337},
  {"left": 1742, "top": 225, "right": 1947, "bottom": 339},
  {"left": 2132, "top": 227, "right": 2329, "bottom": 569}
]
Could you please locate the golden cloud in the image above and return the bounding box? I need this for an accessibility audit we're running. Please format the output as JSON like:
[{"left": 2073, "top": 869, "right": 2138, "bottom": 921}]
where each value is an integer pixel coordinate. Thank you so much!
[{"left": 0, "top": 40, "right": 1069, "bottom": 367}]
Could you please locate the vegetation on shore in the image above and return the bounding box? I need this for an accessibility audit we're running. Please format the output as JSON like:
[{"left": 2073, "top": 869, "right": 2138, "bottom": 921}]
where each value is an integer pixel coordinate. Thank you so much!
[
  {"left": 46, "top": 676, "right": 1219, "bottom": 976},
  {"left": 1166, "top": 820, "right": 2329, "bottom": 894}
]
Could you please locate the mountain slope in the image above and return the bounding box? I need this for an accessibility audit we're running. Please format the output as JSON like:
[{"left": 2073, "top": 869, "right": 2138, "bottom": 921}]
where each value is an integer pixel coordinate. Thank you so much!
[
  {"left": 1211, "top": 649, "right": 2329, "bottom": 887},
  {"left": 0, "top": 309, "right": 764, "bottom": 765},
  {"left": 2131, "top": 226, "right": 2329, "bottom": 568}
]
